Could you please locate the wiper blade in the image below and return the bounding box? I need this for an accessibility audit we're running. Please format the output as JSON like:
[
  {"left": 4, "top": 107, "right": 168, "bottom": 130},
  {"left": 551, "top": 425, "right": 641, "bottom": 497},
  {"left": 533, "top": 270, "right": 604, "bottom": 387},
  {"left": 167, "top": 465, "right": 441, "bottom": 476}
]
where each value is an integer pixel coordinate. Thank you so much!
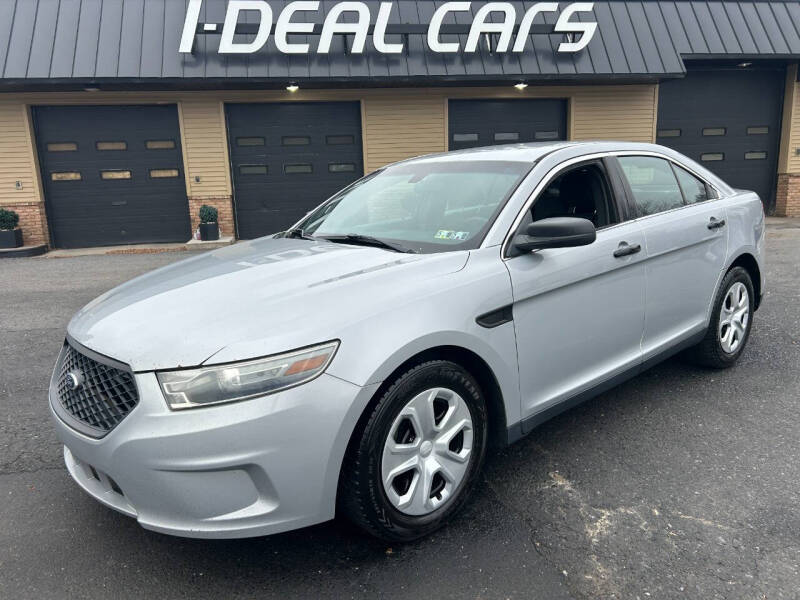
[
  {"left": 284, "top": 228, "right": 317, "bottom": 240},
  {"left": 321, "top": 233, "right": 416, "bottom": 253}
]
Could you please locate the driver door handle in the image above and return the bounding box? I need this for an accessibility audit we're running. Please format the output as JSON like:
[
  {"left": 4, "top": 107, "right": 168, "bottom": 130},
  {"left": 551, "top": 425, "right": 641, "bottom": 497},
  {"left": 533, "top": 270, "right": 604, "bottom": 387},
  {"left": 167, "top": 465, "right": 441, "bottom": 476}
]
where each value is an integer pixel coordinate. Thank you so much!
[{"left": 613, "top": 242, "right": 642, "bottom": 258}]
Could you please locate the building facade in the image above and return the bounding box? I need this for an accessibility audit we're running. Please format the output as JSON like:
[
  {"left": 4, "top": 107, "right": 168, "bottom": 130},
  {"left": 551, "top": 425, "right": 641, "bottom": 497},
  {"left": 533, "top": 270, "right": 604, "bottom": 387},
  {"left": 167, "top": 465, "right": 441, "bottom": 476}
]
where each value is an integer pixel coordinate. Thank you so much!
[{"left": 1, "top": 0, "right": 799, "bottom": 249}]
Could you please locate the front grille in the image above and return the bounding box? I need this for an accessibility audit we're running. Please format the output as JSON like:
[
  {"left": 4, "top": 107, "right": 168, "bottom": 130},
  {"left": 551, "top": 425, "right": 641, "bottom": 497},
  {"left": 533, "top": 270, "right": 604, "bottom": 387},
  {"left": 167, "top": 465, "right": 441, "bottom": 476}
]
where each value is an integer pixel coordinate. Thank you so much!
[{"left": 56, "top": 342, "right": 139, "bottom": 435}]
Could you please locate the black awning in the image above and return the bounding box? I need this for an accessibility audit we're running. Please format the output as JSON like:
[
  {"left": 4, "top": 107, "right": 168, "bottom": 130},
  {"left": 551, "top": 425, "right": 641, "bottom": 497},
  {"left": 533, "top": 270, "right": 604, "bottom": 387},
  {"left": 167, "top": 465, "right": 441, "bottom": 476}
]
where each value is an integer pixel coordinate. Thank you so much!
[{"left": 1, "top": 1, "right": 799, "bottom": 86}]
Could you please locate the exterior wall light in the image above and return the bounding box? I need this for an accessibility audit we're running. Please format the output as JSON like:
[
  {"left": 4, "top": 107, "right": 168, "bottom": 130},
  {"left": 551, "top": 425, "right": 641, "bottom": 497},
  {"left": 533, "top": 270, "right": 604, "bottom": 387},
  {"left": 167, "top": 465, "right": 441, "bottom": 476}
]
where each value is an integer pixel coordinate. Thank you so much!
[
  {"left": 514, "top": 82, "right": 528, "bottom": 91},
  {"left": 286, "top": 84, "right": 299, "bottom": 92}
]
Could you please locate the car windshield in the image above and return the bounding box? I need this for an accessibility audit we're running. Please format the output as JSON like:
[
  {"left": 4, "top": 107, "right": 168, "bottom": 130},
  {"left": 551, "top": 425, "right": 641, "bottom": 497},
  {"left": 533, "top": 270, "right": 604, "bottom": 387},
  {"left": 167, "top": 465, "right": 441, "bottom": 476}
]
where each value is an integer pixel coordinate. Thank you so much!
[{"left": 296, "top": 160, "right": 531, "bottom": 253}]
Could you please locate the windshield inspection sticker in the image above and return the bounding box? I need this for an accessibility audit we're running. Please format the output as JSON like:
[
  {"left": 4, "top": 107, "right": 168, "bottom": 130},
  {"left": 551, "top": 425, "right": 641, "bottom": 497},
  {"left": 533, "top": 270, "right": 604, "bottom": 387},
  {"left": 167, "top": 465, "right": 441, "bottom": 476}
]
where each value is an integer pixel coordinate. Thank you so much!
[{"left": 435, "top": 230, "right": 470, "bottom": 241}]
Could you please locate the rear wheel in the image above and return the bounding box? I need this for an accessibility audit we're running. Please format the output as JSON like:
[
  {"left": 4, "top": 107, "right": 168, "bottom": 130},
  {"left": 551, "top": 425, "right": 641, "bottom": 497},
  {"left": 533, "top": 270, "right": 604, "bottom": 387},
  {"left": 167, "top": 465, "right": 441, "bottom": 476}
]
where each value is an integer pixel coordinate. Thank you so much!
[
  {"left": 686, "top": 266, "right": 755, "bottom": 368},
  {"left": 340, "top": 361, "right": 487, "bottom": 541}
]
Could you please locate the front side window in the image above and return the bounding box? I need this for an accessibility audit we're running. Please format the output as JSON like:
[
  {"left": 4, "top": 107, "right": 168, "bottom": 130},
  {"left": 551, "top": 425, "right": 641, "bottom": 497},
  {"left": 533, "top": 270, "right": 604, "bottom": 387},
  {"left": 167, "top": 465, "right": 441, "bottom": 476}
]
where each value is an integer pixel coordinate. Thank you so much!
[
  {"left": 618, "top": 156, "right": 684, "bottom": 217},
  {"left": 297, "top": 160, "right": 530, "bottom": 253},
  {"left": 673, "top": 165, "right": 709, "bottom": 205},
  {"left": 528, "top": 162, "right": 617, "bottom": 229}
]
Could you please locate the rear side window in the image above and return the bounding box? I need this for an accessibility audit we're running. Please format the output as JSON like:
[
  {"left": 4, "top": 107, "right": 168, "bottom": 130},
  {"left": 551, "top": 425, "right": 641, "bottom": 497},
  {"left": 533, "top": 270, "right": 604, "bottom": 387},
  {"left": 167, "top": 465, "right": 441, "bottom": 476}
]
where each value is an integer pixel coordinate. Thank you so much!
[
  {"left": 672, "top": 165, "right": 709, "bottom": 205},
  {"left": 618, "top": 156, "right": 684, "bottom": 217}
]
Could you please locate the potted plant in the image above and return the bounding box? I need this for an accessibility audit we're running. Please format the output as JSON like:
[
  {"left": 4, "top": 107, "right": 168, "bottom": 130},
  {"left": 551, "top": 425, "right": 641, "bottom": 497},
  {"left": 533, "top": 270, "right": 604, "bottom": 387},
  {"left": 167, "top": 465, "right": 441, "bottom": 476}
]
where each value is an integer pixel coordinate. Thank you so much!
[
  {"left": 0, "top": 208, "right": 23, "bottom": 249},
  {"left": 198, "top": 205, "right": 219, "bottom": 241}
]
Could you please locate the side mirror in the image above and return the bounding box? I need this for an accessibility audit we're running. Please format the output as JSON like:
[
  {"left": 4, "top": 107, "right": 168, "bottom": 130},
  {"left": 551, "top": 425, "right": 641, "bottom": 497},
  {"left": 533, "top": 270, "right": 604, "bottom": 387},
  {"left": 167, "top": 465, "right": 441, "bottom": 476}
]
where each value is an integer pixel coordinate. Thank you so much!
[{"left": 513, "top": 217, "right": 596, "bottom": 253}]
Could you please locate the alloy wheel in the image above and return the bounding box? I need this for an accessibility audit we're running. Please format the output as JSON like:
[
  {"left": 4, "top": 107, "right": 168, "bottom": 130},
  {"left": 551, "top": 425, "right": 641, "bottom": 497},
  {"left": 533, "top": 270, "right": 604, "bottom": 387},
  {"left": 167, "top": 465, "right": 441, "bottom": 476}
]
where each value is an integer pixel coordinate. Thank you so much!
[
  {"left": 381, "top": 387, "right": 474, "bottom": 516},
  {"left": 719, "top": 281, "right": 749, "bottom": 354}
]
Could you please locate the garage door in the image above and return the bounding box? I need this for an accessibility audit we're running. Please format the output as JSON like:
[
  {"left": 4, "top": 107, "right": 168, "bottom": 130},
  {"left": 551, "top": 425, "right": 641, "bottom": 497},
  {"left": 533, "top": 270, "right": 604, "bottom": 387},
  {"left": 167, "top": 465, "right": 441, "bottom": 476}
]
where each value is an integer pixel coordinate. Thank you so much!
[
  {"left": 226, "top": 102, "right": 364, "bottom": 239},
  {"left": 657, "top": 69, "right": 784, "bottom": 211},
  {"left": 33, "top": 105, "right": 190, "bottom": 249},
  {"left": 448, "top": 99, "right": 567, "bottom": 151}
]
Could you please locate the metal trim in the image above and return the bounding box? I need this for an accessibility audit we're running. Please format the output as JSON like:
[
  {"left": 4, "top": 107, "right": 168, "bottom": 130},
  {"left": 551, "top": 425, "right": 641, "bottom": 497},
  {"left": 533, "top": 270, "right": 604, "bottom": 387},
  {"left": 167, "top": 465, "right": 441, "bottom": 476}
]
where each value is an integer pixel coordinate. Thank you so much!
[{"left": 65, "top": 334, "right": 133, "bottom": 373}]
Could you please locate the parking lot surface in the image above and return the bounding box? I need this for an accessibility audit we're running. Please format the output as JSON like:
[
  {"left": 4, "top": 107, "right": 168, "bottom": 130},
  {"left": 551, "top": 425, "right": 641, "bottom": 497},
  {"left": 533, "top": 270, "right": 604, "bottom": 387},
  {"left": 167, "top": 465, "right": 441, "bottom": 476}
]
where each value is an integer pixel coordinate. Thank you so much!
[{"left": 1, "top": 225, "right": 799, "bottom": 599}]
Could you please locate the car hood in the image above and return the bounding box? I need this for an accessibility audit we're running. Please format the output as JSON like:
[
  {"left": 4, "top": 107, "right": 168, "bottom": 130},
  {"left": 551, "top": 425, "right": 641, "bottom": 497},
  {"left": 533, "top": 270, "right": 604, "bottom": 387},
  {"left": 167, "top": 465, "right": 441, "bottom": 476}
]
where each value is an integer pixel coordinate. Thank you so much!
[{"left": 68, "top": 237, "right": 469, "bottom": 372}]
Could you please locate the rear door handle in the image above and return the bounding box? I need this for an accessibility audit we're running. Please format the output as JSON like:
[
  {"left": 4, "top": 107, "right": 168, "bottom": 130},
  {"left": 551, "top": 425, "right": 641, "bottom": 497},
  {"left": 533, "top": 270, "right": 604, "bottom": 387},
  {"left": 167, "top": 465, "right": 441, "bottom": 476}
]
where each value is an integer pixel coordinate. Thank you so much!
[
  {"left": 613, "top": 242, "right": 642, "bottom": 258},
  {"left": 707, "top": 217, "right": 726, "bottom": 230}
]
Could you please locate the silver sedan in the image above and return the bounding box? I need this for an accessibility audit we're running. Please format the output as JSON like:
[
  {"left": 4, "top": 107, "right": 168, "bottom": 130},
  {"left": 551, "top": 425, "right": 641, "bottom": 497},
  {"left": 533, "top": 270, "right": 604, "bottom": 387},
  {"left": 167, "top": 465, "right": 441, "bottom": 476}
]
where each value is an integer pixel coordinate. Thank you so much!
[{"left": 49, "top": 141, "right": 765, "bottom": 541}]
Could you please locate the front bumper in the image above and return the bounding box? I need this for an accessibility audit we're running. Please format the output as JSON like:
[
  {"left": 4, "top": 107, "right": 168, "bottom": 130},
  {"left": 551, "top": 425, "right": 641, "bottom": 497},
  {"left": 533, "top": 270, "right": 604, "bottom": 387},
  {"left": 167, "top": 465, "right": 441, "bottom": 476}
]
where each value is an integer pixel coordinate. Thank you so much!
[{"left": 50, "top": 368, "right": 379, "bottom": 538}]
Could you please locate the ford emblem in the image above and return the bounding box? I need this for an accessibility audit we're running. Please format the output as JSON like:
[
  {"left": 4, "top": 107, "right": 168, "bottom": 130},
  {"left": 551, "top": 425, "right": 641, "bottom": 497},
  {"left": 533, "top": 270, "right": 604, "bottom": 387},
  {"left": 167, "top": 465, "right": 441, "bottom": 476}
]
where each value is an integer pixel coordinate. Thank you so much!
[{"left": 66, "top": 371, "right": 83, "bottom": 391}]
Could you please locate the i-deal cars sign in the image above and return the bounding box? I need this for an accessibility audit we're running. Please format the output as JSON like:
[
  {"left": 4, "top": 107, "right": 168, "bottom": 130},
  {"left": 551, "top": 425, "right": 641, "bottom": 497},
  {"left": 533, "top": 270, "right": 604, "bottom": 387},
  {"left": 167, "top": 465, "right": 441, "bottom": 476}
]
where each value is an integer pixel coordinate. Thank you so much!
[{"left": 180, "top": 1, "right": 596, "bottom": 55}]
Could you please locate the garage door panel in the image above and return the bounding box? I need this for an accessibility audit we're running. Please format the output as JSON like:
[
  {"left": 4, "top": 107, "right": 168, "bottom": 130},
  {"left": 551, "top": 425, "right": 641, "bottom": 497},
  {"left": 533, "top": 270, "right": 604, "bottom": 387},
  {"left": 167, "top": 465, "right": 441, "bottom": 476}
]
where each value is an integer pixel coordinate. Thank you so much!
[
  {"left": 34, "top": 105, "right": 191, "bottom": 248},
  {"left": 657, "top": 69, "right": 783, "bottom": 210},
  {"left": 448, "top": 99, "right": 567, "bottom": 151},
  {"left": 227, "top": 102, "right": 364, "bottom": 239}
]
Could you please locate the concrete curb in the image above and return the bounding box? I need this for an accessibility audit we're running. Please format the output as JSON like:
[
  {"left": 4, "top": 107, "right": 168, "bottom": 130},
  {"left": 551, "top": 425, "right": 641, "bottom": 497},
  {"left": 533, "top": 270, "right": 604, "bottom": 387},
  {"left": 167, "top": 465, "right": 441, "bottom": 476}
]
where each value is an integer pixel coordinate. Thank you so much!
[{"left": 42, "top": 236, "right": 235, "bottom": 258}]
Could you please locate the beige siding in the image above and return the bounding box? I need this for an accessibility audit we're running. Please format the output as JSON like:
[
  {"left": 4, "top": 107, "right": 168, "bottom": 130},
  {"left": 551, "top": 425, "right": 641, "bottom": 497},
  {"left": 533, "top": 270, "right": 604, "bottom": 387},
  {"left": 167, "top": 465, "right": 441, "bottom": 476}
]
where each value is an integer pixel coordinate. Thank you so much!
[
  {"left": 787, "top": 90, "right": 800, "bottom": 173},
  {"left": 362, "top": 95, "right": 447, "bottom": 172},
  {"left": 570, "top": 85, "right": 658, "bottom": 142},
  {"left": 0, "top": 101, "right": 42, "bottom": 205},
  {"left": 178, "top": 100, "right": 232, "bottom": 197},
  {"left": 780, "top": 64, "right": 800, "bottom": 174}
]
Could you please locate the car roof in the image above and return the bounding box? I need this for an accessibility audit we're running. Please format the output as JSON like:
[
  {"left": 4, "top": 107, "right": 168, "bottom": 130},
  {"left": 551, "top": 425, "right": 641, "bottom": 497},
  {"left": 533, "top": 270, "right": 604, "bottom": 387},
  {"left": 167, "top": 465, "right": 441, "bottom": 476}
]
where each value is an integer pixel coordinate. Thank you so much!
[
  {"left": 392, "top": 140, "right": 736, "bottom": 198},
  {"left": 401, "top": 141, "right": 680, "bottom": 165}
]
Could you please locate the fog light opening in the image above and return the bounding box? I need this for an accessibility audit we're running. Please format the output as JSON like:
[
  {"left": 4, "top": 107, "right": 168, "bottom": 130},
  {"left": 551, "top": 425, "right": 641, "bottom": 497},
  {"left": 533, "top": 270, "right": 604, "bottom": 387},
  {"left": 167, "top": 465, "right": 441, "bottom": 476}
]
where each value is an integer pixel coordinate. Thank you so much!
[{"left": 107, "top": 476, "right": 124, "bottom": 496}]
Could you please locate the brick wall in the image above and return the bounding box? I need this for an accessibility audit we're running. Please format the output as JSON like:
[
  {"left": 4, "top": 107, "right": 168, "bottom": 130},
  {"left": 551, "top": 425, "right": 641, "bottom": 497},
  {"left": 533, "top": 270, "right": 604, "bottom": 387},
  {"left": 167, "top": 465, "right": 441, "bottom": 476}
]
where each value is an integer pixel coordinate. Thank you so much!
[
  {"left": 775, "top": 174, "right": 800, "bottom": 217},
  {"left": 187, "top": 195, "right": 235, "bottom": 238},
  {"left": 1, "top": 201, "right": 49, "bottom": 247}
]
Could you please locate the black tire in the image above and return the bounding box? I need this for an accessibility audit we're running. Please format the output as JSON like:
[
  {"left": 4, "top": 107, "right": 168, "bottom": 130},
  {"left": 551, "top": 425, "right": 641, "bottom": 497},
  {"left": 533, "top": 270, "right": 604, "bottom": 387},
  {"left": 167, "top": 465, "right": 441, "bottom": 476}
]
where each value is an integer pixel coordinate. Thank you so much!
[
  {"left": 686, "top": 266, "right": 755, "bottom": 369},
  {"left": 339, "top": 360, "right": 488, "bottom": 542}
]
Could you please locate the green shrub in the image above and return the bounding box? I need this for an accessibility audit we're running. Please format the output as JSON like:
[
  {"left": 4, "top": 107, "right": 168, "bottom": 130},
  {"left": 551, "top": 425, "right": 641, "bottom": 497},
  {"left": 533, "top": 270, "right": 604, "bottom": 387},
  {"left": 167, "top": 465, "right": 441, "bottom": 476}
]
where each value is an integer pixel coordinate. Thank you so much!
[
  {"left": 199, "top": 204, "right": 218, "bottom": 224},
  {"left": 0, "top": 208, "right": 20, "bottom": 231}
]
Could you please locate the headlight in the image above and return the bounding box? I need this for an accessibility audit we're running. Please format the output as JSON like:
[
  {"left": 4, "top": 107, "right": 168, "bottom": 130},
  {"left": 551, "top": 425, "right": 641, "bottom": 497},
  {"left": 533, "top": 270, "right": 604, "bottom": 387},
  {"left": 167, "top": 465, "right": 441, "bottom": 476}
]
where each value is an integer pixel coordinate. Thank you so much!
[{"left": 157, "top": 341, "right": 339, "bottom": 410}]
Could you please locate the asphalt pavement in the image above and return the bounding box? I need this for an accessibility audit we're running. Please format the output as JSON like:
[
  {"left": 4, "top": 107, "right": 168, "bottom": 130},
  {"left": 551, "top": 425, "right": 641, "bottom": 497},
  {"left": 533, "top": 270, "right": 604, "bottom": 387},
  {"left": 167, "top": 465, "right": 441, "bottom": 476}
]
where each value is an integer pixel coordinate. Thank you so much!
[{"left": 1, "top": 224, "right": 798, "bottom": 599}]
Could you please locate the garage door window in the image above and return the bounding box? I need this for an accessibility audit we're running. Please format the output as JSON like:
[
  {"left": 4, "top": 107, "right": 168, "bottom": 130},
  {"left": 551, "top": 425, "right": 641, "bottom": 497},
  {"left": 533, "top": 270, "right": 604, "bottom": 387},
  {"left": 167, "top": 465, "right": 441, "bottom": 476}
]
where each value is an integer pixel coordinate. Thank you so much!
[
  {"left": 453, "top": 133, "right": 479, "bottom": 143},
  {"left": 745, "top": 151, "right": 767, "bottom": 160},
  {"left": 101, "top": 170, "right": 132, "bottom": 180},
  {"left": 96, "top": 141, "right": 127, "bottom": 151},
  {"left": 534, "top": 130, "right": 560, "bottom": 140},
  {"left": 672, "top": 165, "right": 709, "bottom": 205},
  {"left": 282, "top": 136, "right": 310, "bottom": 146},
  {"left": 51, "top": 171, "right": 81, "bottom": 181},
  {"left": 747, "top": 126, "right": 769, "bottom": 135},
  {"left": 239, "top": 165, "right": 268, "bottom": 175},
  {"left": 702, "top": 128, "right": 726, "bottom": 136},
  {"left": 236, "top": 137, "right": 265, "bottom": 147},
  {"left": 326, "top": 135, "right": 354, "bottom": 145},
  {"left": 146, "top": 140, "right": 176, "bottom": 150},
  {"left": 149, "top": 169, "right": 180, "bottom": 179},
  {"left": 657, "top": 129, "right": 681, "bottom": 138},
  {"left": 618, "top": 156, "right": 684, "bottom": 217},
  {"left": 494, "top": 132, "right": 519, "bottom": 142},
  {"left": 47, "top": 142, "right": 78, "bottom": 152},
  {"left": 285, "top": 164, "right": 312, "bottom": 174},
  {"left": 329, "top": 163, "right": 356, "bottom": 173}
]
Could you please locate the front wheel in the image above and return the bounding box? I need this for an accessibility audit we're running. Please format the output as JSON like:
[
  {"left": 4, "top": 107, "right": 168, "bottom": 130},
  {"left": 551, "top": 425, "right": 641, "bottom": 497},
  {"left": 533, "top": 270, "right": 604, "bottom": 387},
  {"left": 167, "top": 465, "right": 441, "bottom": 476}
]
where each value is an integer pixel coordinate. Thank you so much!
[
  {"left": 686, "top": 266, "right": 755, "bottom": 368},
  {"left": 339, "top": 361, "right": 487, "bottom": 541}
]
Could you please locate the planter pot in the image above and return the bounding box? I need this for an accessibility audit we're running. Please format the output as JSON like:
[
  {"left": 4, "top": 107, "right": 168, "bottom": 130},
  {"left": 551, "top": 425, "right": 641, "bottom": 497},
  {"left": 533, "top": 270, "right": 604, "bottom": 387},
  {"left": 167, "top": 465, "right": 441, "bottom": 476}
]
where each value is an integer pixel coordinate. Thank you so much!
[
  {"left": 199, "top": 222, "right": 219, "bottom": 241},
  {"left": 0, "top": 228, "right": 23, "bottom": 249}
]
